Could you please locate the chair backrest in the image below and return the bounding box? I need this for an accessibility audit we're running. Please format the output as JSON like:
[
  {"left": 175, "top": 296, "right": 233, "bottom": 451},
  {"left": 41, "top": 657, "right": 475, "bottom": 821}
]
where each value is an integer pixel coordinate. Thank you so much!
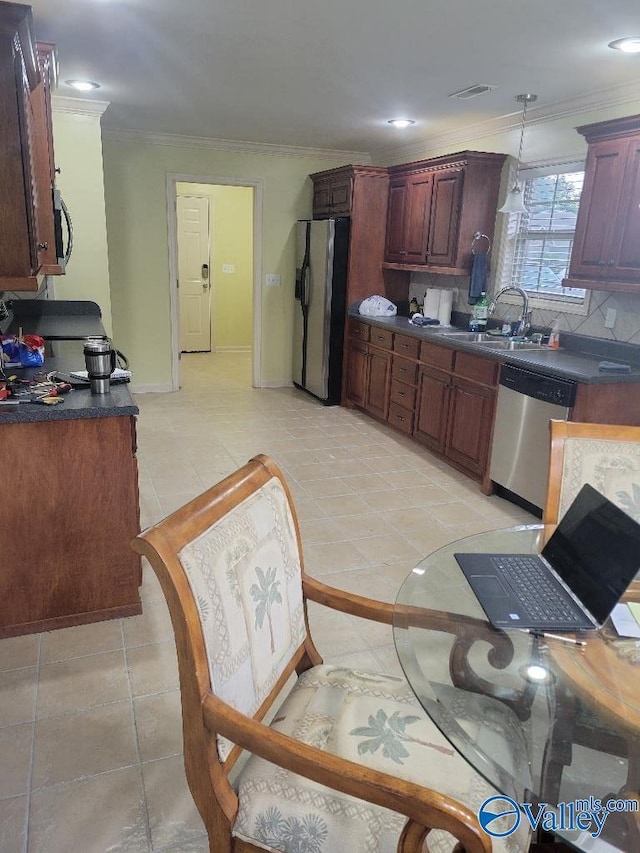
[
  {"left": 544, "top": 420, "right": 640, "bottom": 526},
  {"left": 131, "top": 454, "right": 321, "bottom": 843}
]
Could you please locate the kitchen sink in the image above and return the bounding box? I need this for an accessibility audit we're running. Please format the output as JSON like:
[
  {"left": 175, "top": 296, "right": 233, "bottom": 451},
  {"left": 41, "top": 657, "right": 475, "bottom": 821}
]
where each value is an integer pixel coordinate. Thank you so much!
[
  {"left": 436, "top": 330, "right": 548, "bottom": 350},
  {"left": 475, "top": 340, "right": 548, "bottom": 351},
  {"left": 436, "top": 331, "right": 493, "bottom": 341}
]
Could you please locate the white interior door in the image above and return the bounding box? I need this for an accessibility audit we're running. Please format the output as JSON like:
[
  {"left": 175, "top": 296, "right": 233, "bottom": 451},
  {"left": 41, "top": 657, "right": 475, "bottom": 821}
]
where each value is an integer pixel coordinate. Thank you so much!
[{"left": 178, "top": 195, "right": 212, "bottom": 352}]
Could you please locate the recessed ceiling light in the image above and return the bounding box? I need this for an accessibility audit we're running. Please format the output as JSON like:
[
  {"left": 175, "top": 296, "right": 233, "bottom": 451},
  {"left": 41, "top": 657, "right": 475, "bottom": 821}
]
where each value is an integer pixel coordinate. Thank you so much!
[
  {"left": 65, "top": 79, "right": 101, "bottom": 92},
  {"left": 388, "top": 119, "right": 415, "bottom": 129},
  {"left": 608, "top": 37, "right": 640, "bottom": 54}
]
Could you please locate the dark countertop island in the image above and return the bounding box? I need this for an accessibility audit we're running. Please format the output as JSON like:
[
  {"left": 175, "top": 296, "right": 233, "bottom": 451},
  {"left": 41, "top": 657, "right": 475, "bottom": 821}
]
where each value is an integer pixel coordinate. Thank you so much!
[
  {"left": 0, "top": 339, "right": 138, "bottom": 423},
  {"left": 0, "top": 302, "right": 142, "bottom": 638}
]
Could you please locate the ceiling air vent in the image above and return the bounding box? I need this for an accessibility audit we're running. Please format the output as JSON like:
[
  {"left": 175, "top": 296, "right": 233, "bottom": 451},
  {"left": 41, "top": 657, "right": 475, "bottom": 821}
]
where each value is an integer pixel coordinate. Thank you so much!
[{"left": 449, "top": 84, "right": 497, "bottom": 100}]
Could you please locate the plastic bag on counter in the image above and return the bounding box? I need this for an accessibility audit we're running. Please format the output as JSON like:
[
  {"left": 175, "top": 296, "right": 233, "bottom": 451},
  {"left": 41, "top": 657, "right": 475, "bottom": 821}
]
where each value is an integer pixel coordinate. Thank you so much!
[
  {"left": 358, "top": 296, "right": 397, "bottom": 317},
  {"left": 3, "top": 334, "right": 46, "bottom": 367},
  {"left": 19, "top": 335, "right": 45, "bottom": 366},
  {"left": 1, "top": 335, "right": 20, "bottom": 365}
]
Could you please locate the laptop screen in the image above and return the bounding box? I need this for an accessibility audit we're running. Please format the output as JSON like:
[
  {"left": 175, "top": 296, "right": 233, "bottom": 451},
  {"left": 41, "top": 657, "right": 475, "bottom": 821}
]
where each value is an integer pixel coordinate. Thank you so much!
[{"left": 542, "top": 483, "right": 640, "bottom": 625}]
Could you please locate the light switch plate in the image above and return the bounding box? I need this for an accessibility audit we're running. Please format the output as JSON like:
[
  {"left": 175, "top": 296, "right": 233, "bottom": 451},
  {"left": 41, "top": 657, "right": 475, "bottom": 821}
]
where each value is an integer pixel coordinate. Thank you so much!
[
  {"left": 265, "top": 274, "right": 281, "bottom": 287},
  {"left": 222, "top": 264, "right": 235, "bottom": 274}
]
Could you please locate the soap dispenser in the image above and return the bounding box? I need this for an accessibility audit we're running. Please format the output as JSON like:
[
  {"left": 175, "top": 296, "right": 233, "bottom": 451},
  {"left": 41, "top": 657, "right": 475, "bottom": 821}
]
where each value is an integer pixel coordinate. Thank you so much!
[{"left": 548, "top": 319, "right": 561, "bottom": 349}]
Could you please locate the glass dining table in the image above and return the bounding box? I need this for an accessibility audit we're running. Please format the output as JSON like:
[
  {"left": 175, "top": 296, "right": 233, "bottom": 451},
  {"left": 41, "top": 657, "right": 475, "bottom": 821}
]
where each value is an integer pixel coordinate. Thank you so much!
[{"left": 392, "top": 525, "right": 640, "bottom": 852}]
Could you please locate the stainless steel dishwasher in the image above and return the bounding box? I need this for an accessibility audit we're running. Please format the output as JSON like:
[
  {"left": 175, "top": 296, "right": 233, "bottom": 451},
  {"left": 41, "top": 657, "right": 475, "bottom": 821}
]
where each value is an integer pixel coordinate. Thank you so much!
[{"left": 489, "top": 363, "right": 577, "bottom": 512}]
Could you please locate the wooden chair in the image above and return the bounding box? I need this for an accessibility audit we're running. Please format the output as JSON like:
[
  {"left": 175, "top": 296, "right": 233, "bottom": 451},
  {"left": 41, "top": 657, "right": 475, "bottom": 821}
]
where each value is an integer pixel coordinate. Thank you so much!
[
  {"left": 132, "top": 454, "right": 531, "bottom": 853},
  {"left": 541, "top": 420, "right": 640, "bottom": 803},
  {"left": 544, "top": 420, "right": 640, "bottom": 526}
]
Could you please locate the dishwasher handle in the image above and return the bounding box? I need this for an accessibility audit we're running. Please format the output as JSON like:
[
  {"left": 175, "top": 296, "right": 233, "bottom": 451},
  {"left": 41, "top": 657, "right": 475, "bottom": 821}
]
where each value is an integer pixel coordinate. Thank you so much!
[{"left": 499, "top": 363, "right": 577, "bottom": 407}]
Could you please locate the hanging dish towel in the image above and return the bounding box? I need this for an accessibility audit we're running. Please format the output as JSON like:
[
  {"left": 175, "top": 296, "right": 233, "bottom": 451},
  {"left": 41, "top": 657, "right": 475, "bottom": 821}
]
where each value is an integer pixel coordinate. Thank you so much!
[{"left": 468, "top": 252, "right": 488, "bottom": 305}]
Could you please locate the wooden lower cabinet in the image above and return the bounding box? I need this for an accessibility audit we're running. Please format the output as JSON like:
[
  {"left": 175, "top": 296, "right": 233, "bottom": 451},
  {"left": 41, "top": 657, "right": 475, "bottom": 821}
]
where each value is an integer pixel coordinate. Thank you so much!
[
  {"left": 365, "top": 347, "right": 391, "bottom": 420},
  {"left": 346, "top": 339, "right": 391, "bottom": 420},
  {"left": 346, "top": 320, "right": 640, "bottom": 487},
  {"left": 346, "top": 340, "right": 368, "bottom": 407},
  {"left": 346, "top": 326, "right": 498, "bottom": 481},
  {"left": 414, "top": 366, "right": 450, "bottom": 452},
  {"left": 446, "top": 378, "right": 497, "bottom": 477},
  {"left": 1, "top": 415, "right": 142, "bottom": 638}
]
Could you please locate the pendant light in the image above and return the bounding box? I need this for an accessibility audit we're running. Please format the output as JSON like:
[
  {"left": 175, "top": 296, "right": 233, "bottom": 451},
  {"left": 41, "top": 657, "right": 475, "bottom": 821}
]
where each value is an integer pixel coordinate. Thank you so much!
[{"left": 498, "top": 93, "right": 537, "bottom": 214}]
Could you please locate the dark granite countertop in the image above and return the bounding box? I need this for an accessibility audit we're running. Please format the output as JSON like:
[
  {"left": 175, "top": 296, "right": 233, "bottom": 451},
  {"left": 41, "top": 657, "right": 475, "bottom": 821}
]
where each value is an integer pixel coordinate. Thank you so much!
[
  {"left": 350, "top": 311, "right": 640, "bottom": 384},
  {"left": 0, "top": 339, "right": 138, "bottom": 424}
]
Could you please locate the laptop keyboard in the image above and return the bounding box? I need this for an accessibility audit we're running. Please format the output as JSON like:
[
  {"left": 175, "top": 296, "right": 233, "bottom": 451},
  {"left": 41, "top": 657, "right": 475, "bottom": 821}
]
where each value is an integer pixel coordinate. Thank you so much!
[{"left": 492, "top": 555, "right": 582, "bottom": 623}]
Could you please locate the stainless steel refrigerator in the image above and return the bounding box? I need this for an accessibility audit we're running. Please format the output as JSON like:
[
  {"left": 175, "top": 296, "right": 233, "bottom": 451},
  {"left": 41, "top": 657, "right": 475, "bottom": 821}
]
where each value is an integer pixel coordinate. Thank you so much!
[{"left": 293, "top": 218, "right": 350, "bottom": 405}]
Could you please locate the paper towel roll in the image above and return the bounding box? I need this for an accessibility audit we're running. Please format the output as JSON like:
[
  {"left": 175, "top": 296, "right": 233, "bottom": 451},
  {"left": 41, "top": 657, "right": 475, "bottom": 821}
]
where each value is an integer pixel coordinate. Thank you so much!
[
  {"left": 423, "top": 288, "right": 441, "bottom": 320},
  {"left": 438, "top": 289, "right": 454, "bottom": 326}
]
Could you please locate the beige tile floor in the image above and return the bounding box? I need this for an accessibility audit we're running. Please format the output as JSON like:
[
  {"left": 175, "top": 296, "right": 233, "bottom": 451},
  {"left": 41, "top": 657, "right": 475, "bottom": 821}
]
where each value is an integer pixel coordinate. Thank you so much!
[{"left": 0, "top": 351, "right": 536, "bottom": 853}]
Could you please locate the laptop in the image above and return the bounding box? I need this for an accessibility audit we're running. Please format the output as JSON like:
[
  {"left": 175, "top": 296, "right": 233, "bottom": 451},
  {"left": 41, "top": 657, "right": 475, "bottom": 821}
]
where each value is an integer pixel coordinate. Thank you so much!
[{"left": 455, "top": 483, "right": 640, "bottom": 631}]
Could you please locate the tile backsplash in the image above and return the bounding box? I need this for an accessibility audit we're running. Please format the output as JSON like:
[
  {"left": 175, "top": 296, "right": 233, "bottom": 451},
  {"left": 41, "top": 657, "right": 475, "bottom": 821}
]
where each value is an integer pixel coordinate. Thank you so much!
[{"left": 408, "top": 272, "right": 640, "bottom": 345}]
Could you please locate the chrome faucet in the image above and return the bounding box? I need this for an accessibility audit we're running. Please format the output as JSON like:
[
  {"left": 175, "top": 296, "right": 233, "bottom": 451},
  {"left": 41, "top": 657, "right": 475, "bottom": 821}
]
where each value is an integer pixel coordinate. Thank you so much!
[{"left": 488, "top": 286, "right": 531, "bottom": 337}]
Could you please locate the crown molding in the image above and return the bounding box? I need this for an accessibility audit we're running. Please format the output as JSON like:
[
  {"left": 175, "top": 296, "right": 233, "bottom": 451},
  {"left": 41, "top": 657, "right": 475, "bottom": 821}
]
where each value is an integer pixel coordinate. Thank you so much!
[
  {"left": 52, "top": 95, "right": 111, "bottom": 117},
  {"left": 375, "top": 78, "right": 640, "bottom": 164},
  {"left": 101, "top": 127, "right": 372, "bottom": 162}
]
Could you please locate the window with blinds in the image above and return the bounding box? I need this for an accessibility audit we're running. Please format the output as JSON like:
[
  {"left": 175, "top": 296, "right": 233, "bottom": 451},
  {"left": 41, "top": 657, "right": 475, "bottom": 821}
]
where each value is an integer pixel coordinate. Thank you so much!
[{"left": 504, "top": 166, "right": 586, "bottom": 302}]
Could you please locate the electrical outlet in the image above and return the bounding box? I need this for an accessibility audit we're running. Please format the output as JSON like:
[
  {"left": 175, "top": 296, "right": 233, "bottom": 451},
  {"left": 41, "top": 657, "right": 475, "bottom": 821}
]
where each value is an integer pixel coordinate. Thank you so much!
[
  {"left": 222, "top": 264, "right": 235, "bottom": 274},
  {"left": 604, "top": 308, "right": 617, "bottom": 329},
  {"left": 265, "top": 274, "right": 281, "bottom": 287}
]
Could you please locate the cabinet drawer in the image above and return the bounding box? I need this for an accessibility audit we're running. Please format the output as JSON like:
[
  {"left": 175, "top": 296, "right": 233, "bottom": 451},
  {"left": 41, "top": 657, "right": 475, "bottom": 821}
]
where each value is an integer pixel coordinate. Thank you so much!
[
  {"left": 388, "top": 401, "right": 414, "bottom": 435},
  {"left": 369, "top": 327, "right": 394, "bottom": 350},
  {"left": 393, "top": 333, "right": 420, "bottom": 359},
  {"left": 390, "top": 379, "right": 416, "bottom": 410},
  {"left": 420, "top": 340, "right": 455, "bottom": 372},
  {"left": 348, "top": 319, "right": 370, "bottom": 342},
  {"left": 391, "top": 357, "right": 417, "bottom": 386},
  {"left": 454, "top": 351, "right": 498, "bottom": 386}
]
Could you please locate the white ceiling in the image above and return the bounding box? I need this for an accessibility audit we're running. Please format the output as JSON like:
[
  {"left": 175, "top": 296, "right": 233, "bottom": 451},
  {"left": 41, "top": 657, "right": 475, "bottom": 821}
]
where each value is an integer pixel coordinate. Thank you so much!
[{"left": 26, "top": 0, "right": 640, "bottom": 158}]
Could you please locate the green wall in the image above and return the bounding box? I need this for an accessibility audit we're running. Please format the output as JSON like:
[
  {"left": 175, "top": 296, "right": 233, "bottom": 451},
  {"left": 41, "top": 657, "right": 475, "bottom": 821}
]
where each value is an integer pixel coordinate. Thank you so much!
[
  {"left": 51, "top": 107, "right": 112, "bottom": 334},
  {"left": 102, "top": 138, "right": 346, "bottom": 389}
]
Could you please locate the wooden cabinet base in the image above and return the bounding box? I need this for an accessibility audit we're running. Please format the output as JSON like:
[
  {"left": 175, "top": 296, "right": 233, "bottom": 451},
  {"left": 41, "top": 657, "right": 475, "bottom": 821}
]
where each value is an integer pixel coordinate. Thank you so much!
[
  {"left": 0, "top": 416, "right": 142, "bottom": 637},
  {"left": 0, "top": 602, "right": 142, "bottom": 640}
]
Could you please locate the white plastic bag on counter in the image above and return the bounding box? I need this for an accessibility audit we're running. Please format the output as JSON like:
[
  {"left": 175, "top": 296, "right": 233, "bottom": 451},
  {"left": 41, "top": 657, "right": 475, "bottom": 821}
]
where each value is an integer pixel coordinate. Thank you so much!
[{"left": 358, "top": 296, "right": 397, "bottom": 317}]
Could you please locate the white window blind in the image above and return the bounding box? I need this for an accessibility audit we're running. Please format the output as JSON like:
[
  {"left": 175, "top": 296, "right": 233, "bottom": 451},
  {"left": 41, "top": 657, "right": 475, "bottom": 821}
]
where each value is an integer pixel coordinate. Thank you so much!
[{"left": 502, "top": 162, "right": 586, "bottom": 303}]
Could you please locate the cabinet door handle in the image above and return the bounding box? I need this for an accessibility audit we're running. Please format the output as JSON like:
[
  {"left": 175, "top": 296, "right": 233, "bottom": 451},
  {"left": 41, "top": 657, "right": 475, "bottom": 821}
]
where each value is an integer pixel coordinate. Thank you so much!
[
  {"left": 398, "top": 391, "right": 406, "bottom": 397},
  {"left": 38, "top": 242, "right": 48, "bottom": 250},
  {"left": 607, "top": 260, "right": 615, "bottom": 266},
  {"left": 399, "top": 250, "right": 408, "bottom": 255}
]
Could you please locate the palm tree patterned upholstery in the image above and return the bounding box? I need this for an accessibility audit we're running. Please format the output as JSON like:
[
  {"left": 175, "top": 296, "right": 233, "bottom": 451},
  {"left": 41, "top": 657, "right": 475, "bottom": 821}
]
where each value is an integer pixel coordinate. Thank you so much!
[{"left": 172, "top": 462, "right": 531, "bottom": 853}]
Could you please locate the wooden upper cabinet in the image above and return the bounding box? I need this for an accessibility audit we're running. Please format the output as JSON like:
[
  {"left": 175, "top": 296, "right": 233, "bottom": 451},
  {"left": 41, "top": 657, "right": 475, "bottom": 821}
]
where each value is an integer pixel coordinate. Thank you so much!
[
  {"left": 0, "top": 5, "right": 61, "bottom": 291},
  {"left": 312, "top": 174, "right": 352, "bottom": 218},
  {"left": 32, "top": 42, "right": 63, "bottom": 276},
  {"left": 427, "top": 167, "right": 464, "bottom": 268},
  {"left": 310, "top": 165, "right": 389, "bottom": 309},
  {"left": 383, "top": 151, "right": 505, "bottom": 275},
  {"left": 564, "top": 114, "right": 640, "bottom": 292},
  {"left": 384, "top": 172, "right": 433, "bottom": 263}
]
